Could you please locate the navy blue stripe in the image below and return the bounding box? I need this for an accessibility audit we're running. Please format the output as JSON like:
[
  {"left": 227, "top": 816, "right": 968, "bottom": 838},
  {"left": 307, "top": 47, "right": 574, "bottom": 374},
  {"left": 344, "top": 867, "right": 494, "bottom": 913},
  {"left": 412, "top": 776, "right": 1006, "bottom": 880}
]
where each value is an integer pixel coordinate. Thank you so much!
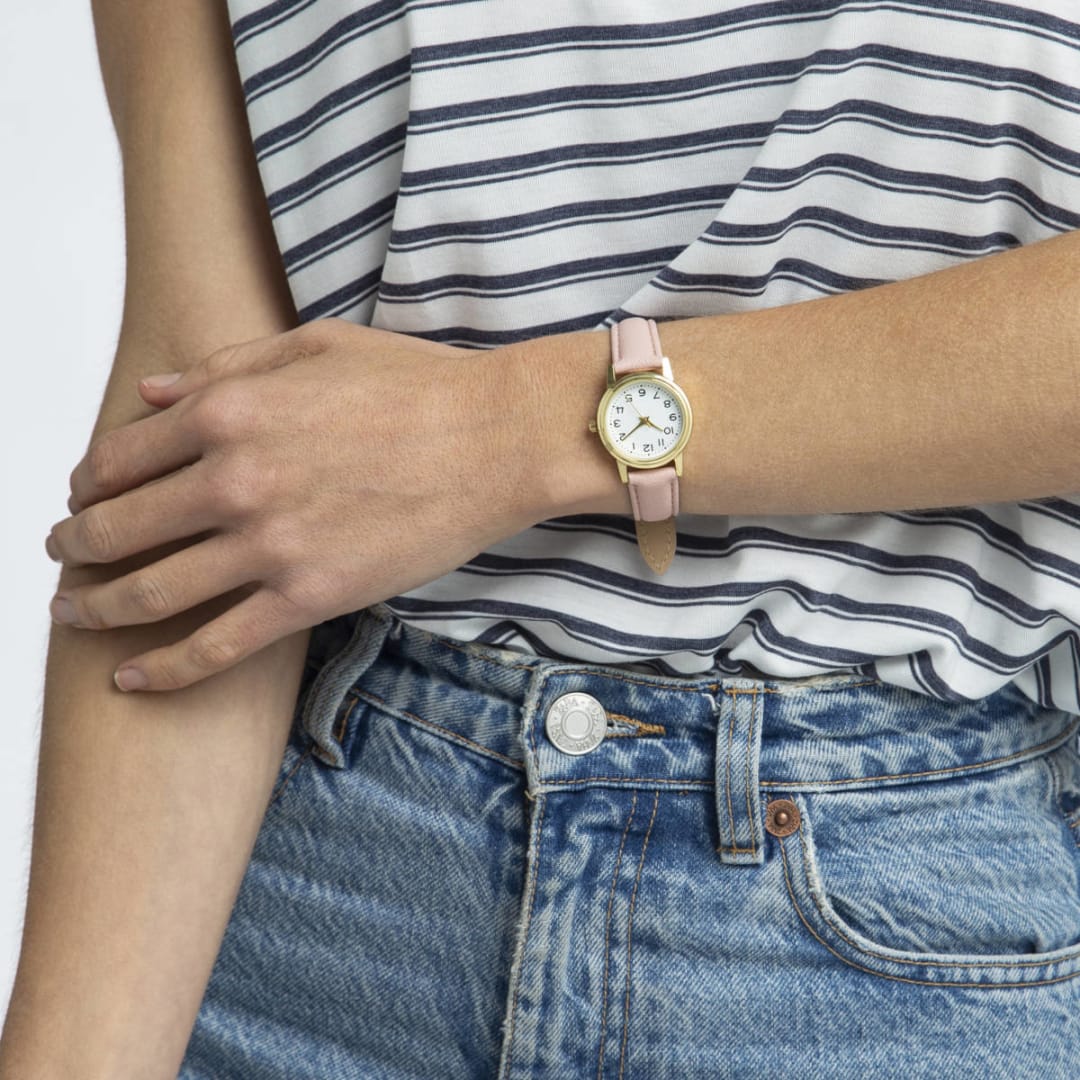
[
  {"left": 242, "top": 0, "right": 406, "bottom": 100},
  {"left": 295, "top": 267, "right": 383, "bottom": 324},
  {"left": 376, "top": 246, "right": 688, "bottom": 301},
  {"left": 387, "top": 185, "right": 736, "bottom": 249},
  {"left": 253, "top": 59, "right": 410, "bottom": 159},
  {"left": 407, "top": 1, "right": 1080, "bottom": 69},
  {"left": 281, "top": 193, "right": 398, "bottom": 272},
  {"left": 700, "top": 208, "right": 1021, "bottom": 251},
  {"left": 403, "top": 45, "right": 1080, "bottom": 131},
  {"left": 384, "top": 584, "right": 1056, "bottom": 681},
  {"left": 398, "top": 124, "right": 773, "bottom": 192},
  {"left": 231, "top": 0, "right": 315, "bottom": 46},
  {"left": 394, "top": 103, "right": 1080, "bottom": 197},
  {"left": 541, "top": 516, "right": 1068, "bottom": 625},
  {"left": 265, "top": 124, "right": 406, "bottom": 214}
]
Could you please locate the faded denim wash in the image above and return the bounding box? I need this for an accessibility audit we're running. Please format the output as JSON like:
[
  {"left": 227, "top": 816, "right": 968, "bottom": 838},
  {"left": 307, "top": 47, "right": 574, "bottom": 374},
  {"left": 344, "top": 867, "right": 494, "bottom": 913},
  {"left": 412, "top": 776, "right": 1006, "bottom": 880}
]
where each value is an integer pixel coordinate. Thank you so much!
[{"left": 179, "top": 601, "right": 1080, "bottom": 1078}]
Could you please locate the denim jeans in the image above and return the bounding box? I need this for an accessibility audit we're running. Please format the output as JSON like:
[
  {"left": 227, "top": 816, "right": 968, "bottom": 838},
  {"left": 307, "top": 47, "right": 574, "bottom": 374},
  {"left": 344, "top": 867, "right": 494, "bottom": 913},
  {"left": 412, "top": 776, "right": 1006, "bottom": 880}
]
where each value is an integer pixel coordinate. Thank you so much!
[{"left": 179, "top": 601, "right": 1080, "bottom": 1078}]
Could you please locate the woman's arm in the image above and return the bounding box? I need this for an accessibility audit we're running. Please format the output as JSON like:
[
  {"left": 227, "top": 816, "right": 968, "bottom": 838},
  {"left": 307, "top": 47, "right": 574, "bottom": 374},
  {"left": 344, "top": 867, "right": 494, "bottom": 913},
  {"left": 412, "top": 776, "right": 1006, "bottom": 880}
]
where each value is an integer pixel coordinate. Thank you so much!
[
  {"left": 0, "top": 3, "right": 308, "bottom": 1077},
  {"left": 505, "top": 226, "right": 1080, "bottom": 521}
]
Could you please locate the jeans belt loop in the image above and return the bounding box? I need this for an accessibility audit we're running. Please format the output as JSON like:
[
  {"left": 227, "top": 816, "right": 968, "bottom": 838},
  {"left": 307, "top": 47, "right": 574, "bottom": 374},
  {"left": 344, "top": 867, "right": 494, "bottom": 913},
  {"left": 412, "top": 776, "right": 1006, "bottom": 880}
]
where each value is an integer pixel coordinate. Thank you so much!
[{"left": 713, "top": 685, "right": 767, "bottom": 866}]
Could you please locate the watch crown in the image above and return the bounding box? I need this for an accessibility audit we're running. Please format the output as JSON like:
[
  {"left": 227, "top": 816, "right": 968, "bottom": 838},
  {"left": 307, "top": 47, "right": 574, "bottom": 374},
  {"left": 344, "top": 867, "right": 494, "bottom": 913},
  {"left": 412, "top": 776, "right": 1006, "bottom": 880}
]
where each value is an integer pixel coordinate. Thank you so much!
[{"left": 587, "top": 420, "right": 598, "bottom": 432}]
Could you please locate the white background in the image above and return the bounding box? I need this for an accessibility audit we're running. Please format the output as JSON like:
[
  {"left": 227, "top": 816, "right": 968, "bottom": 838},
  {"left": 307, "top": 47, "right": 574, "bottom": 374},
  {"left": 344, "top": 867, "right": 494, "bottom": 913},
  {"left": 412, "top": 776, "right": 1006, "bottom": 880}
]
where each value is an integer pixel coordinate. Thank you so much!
[{"left": 0, "top": 2, "right": 126, "bottom": 1017}]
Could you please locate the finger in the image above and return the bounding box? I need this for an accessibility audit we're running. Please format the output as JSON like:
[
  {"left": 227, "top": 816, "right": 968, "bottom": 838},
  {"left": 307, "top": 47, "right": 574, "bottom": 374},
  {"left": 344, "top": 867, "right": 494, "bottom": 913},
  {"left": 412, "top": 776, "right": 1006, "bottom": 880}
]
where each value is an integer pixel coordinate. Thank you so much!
[
  {"left": 112, "top": 582, "right": 311, "bottom": 692},
  {"left": 48, "top": 532, "right": 257, "bottom": 631},
  {"left": 51, "top": 456, "right": 224, "bottom": 567},
  {"left": 68, "top": 403, "right": 203, "bottom": 512}
]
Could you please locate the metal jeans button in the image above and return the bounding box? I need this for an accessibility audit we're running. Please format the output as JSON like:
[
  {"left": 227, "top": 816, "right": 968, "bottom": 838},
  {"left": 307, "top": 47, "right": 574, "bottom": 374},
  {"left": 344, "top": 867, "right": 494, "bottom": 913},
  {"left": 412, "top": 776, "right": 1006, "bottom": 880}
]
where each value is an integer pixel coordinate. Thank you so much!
[{"left": 545, "top": 691, "right": 607, "bottom": 755}]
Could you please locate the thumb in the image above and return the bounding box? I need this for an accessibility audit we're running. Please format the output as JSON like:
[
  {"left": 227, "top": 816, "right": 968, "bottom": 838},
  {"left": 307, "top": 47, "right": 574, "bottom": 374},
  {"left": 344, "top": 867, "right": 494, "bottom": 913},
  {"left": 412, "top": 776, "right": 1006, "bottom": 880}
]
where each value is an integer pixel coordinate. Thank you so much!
[{"left": 137, "top": 330, "right": 310, "bottom": 404}]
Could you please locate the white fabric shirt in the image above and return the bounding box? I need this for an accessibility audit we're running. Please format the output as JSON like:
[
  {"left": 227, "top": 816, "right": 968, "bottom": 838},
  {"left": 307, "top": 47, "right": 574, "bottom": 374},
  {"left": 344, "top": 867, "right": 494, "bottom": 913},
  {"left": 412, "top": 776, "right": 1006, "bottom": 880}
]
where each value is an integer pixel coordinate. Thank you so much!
[{"left": 225, "top": 0, "right": 1080, "bottom": 714}]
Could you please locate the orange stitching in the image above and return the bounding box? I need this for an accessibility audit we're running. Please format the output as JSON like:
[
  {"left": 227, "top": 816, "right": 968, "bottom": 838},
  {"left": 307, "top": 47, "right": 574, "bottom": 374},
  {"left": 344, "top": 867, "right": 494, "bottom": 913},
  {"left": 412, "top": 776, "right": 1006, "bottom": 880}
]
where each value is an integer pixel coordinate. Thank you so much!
[
  {"left": 788, "top": 813, "right": 1080, "bottom": 973},
  {"left": 608, "top": 712, "right": 666, "bottom": 736},
  {"left": 757, "top": 718, "right": 1080, "bottom": 788},
  {"left": 618, "top": 790, "right": 660, "bottom": 1080},
  {"left": 775, "top": 824, "right": 1080, "bottom": 987},
  {"left": 503, "top": 792, "right": 547, "bottom": 1077},
  {"left": 333, "top": 693, "right": 358, "bottom": 745},
  {"left": 350, "top": 687, "right": 523, "bottom": 771},
  {"left": 597, "top": 790, "right": 639, "bottom": 1080},
  {"left": 267, "top": 742, "right": 314, "bottom": 808}
]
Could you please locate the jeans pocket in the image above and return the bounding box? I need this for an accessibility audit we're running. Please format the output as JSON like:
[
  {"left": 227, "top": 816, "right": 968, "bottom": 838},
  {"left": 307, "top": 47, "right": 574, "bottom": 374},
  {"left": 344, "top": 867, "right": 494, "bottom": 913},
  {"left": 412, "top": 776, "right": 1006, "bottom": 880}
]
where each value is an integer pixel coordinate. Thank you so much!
[{"left": 771, "top": 740, "right": 1080, "bottom": 988}]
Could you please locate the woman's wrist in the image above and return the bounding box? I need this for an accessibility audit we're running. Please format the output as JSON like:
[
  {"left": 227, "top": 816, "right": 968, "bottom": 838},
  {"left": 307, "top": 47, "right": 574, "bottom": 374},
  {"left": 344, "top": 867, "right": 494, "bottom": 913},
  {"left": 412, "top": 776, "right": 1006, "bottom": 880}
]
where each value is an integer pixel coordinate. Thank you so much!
[{"left": 493, "top": 329, "right": 632, "bottom": 525}]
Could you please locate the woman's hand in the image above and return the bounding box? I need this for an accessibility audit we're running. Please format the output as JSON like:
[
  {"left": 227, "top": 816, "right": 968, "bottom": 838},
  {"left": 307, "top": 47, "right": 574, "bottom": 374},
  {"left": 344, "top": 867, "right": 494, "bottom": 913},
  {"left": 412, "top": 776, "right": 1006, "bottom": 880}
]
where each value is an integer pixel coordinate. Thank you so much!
[{"left": 43, "top": 318, "right": 541, "bottom": 691}]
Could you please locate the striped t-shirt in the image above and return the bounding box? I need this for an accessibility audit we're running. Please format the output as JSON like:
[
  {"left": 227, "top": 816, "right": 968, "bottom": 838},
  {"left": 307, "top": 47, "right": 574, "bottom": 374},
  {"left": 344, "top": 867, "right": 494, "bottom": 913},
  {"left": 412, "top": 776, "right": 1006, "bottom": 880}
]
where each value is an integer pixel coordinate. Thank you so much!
[{"left": 225, "top": 0, "right": 1080, "bottom": 714}]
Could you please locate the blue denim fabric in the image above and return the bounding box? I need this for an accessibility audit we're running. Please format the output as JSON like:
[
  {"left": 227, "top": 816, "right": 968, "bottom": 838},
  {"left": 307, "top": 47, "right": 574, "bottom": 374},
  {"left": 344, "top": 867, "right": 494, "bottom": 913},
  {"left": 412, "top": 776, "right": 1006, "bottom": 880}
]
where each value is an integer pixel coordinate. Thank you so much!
[{"left": 179, "top": 601, "right": 1080, "bottom": 1079}]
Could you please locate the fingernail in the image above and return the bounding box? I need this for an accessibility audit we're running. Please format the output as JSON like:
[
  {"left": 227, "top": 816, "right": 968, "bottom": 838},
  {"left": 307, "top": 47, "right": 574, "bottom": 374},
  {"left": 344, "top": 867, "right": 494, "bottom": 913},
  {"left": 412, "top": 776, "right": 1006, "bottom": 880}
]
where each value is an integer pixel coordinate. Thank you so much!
[
  {"left": 140, "top": 372, "right": 182, "bottom": 388},
  {"left": 114, "top": 667, "right": 148, "bottom": 691},
  {"left": 50, "top": 594, "right": 79, "bottom": 625},
  {"left": 45, "top": 532, "right": 62, "bottom": 562}
]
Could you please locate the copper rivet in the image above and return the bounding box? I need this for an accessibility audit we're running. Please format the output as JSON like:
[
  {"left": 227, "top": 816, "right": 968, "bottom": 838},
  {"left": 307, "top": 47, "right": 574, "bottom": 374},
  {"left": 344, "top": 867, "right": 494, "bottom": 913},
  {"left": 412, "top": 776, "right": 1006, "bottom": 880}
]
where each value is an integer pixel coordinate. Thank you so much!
[{"left": 764, "top": 798, "right": 801, "bottom": 838}]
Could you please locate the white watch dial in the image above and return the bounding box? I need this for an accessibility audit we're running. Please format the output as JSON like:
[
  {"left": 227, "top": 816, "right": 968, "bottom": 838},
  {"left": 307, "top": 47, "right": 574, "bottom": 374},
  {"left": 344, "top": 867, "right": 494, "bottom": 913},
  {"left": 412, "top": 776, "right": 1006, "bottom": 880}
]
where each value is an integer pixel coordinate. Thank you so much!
[{"left": 602, "top": 375, "right": 687, "bottom": 464}]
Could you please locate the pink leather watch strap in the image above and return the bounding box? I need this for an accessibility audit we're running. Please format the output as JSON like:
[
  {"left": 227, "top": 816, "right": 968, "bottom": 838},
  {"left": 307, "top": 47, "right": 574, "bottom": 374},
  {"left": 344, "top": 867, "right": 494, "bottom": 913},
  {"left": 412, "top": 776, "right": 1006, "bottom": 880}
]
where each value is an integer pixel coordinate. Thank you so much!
[
  {"left": 609, "top": 316, "right": 680, "bottom": 574},
  {"left": 627, "top": 462, "right": 680, "bottom": 520},
  {"left": 611, "top": 316, "right": 663, "bottom": 376}
]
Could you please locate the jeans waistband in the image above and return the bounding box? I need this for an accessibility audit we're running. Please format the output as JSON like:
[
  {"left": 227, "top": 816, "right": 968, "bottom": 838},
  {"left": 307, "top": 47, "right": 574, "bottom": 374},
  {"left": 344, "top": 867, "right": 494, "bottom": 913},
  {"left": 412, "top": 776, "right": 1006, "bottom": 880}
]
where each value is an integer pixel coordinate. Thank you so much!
[{"left": 297, "top": 603, "right": 1079, "bottom": 835}]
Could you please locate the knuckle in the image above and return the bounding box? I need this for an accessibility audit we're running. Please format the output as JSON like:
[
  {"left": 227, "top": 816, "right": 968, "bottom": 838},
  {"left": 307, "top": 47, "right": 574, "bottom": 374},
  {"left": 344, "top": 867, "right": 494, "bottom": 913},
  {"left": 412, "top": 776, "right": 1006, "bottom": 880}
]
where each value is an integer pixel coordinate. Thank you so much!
[
  {"left": 203, "top": 343, "right": 239, "bottom": 381},
  {"left": 281, "top": 323, "right": 333, "bottom": 363},
  {"left": 85, "top": 436, "right": 120, "bottom": 491},
  {"left": 248, "top": 515, "right": 304, "bottom": 567},
  {"left": 78, "top": 508, "right": 116, "bottom": 562},
  {"left": 273, "top": 570, "right": 325, "bottom": 617},
  {"left": 189, "top": 628, "right": 244, "bottom": 672},
  {"left": 75, "top": 595, "right": 106, "bottom": 631},
  {"left": 188, "top": 383, "right": 253, "bottom": 439},
  {"left": 128, "top": 574, "right": 172, "bottom": 620},
  {"left": 210, "top": 455, "right": 264, "bottom": 516}
]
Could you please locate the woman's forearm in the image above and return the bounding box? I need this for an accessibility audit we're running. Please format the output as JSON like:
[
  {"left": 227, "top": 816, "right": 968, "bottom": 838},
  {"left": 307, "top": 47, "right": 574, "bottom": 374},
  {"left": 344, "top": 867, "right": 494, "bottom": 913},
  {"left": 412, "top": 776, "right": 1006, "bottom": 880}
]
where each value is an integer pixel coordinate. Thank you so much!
[
  {"left": 1, "top": 2, "right": 309, "bottom": 1076},
  {"left": 0, "top": 352, "right": 313, "bottom": 1080},
  {"left": 0, "top": 537, "right": 311, "bottom": 1080},
  {"left": 510, "top": 227, "right": 1080, "bottom": 521}
]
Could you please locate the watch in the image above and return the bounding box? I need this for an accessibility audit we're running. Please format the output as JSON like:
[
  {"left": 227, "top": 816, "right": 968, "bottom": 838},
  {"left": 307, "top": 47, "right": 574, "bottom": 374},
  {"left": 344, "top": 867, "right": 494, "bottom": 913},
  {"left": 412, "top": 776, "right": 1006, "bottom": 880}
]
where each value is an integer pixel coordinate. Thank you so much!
[{"left": 588, "top": 316, "right": 693, "bottom": 575}]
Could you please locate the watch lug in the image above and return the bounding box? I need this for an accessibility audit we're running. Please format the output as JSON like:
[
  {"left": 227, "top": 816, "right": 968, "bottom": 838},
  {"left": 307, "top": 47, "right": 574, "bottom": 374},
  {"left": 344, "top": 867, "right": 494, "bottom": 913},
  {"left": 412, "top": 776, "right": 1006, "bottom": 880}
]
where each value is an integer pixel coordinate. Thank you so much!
[
  {"left": 674, "top": 453, "right": 683, "bottom": 478},
  {"left": 618, "top": 461, "right": 628, "bottom": 484},
  {"left": 660, "top": 355, "right": 672, "bottom": 380},
  {"left": 606, "top": 365, "right": 616, "bottom": 389}
]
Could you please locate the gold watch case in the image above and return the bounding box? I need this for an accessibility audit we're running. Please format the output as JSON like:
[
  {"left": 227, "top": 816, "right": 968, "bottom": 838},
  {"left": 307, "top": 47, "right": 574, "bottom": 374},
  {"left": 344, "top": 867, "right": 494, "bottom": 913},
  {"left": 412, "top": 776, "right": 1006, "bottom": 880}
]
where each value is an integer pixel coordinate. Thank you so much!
[{"left": 588, "top": 358, "right": 693, "bottom": 483}]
